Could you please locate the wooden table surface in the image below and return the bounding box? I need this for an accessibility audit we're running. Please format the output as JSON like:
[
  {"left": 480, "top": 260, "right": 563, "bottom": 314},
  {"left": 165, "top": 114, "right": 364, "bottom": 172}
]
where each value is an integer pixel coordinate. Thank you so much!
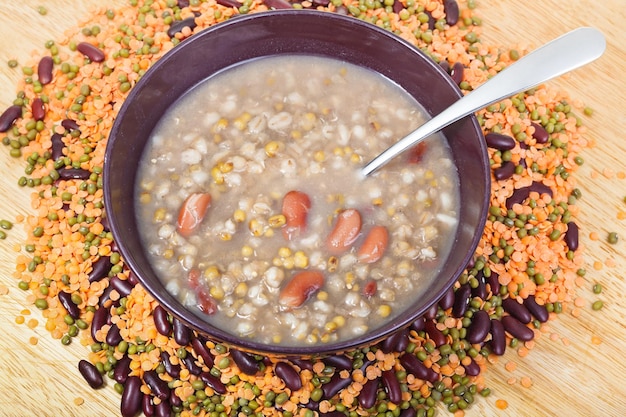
[{"left": 0, "top": 1, "right": 625, "bottom": 416}]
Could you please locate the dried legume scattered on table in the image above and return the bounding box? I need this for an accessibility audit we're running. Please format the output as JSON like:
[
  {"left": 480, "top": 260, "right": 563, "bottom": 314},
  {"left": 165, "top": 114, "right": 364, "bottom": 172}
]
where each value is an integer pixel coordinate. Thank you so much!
[{"left": 1, "top": 0, "right": 596, "bottom": 416}]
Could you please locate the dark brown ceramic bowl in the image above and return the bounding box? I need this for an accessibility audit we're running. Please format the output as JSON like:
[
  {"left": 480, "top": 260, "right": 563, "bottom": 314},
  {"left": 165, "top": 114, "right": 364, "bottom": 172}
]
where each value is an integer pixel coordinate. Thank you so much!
[{"left": 104, "top": 10, "right": 490, "bottom": 357}]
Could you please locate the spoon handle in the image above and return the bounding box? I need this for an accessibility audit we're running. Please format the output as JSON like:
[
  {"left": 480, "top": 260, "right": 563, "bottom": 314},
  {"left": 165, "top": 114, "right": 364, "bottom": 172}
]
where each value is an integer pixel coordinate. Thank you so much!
[{"left": 361, "top": 27, "right": 606, "bottom": 177}]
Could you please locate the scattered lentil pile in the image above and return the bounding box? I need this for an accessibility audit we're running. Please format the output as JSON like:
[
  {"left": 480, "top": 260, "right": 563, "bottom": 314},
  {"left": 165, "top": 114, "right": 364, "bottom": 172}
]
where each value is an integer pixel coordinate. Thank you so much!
[{"left": 1, "top": 0, "right": 593, "bottom": 416}]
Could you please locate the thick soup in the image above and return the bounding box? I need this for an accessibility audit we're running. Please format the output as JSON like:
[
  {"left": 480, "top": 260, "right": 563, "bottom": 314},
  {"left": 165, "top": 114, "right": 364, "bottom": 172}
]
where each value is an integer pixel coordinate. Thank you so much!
[{"left": 135, "top": 55, "right": 460, "bottom": 346}]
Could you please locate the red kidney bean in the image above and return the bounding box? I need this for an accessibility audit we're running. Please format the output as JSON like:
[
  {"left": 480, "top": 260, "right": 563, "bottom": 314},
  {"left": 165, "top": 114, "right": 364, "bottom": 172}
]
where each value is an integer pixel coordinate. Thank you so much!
[
  {"left": 154, "top": 399, "right": 171, "bottom": 417},
  {"left": 51, "top": 133, "right": 65, "bottom": 160},
  {"left": 37, "top": 56, "right": 54, "bottom": 85},
  {"left": 167, "top": 16, "right": 197, "bottom": 38},
  {"left": 77, "top": 42, "right": 105, "bottom": 62},
  {"left": 177, "top": 0, "right": 190, "bottom": 6},
  {"left": 471, "top": 271, "right": 487, "bottom": 300},
  {"left": 172, "top": 317, "right": 191, "bottom": 346},
  {"left": 289, "top": 358, "right": 314, "bottom": 371},
  {"left": 452, "top": 283, "right": 471, "bottom": 318},
  {"left": 31, "top": 98, "right": 45, "bottom": 121},
  {"left": 216, "top": 0, "right": 242, "bottom": 7},
  {"left": 61, "top": 118, "right": 80, "bottom": 132},
  {"left": 392, "top": 0, "right": 404, "bottom": 14},
  {"left": 489, "top": 318, "right": 506, "bottom": 355},
  {"left": 88, "top": 256, "right": 112, "bottom": 282},
  {"left": 0, "top": 105, "right": 22, "bottom": 132},
  {"left": 121, "top": 376, "right": 142, "bottom": 417},
  {"left": 200, "top": 371, "right": 227, "bottom": 394},
  {"left": 494, "top": 161, "right": 516, "bottom": 181},
  {"left": 502, "top": 297, "right": 532, "bottom": 324},
  {"left": 394, "top": 329, "right": 410, "bottom": 353},
  {"left": 275, "top": 361, "right": 302, "bottom": 391},
  {"left": 98, "top": 284, "right": 114, "bottom": 308},
  {"left": 410, "top": 316, "right": 426, "bottom": 332},
  {"left": 466, "top": 309, "right": 490, "bottom": 344},
  {"left": 485, "top": 132, "right": 516, "bottom": 150},
  {"left": 91, "top": 305, "right": 109, "bottom": 342},
  {"left": 191, "top": 337, "right": 214, "bottom": 368},
  {"left": 142, "top": 394, "right": 154, "bottom": 417},
  {"left": 424, "top": 10, "right": 435, "bottom": 30},
  {"left": 110, "top": 275, "right": 134, "bottom": 297},
  {"left": 127, "top": 269, "right": 139, "bottom": 286},
  {"left": 78, "top": 359, "right": 104, "bottom": 389},
  {"left": 528, "top": 181, "right": 553, "bottom": 197},
  {"left": 322, "top": 372, "right": 352, "bottom": 399},
  {"left": 400, "top": 408, "right": 417, "bottom": 417},
  {"left": 399, "top": 353, "right": 438, "bottom": 383},
  {"left": 160, "top": 351, "right": 181, "bottom": 379},
  {"left": 506, "top": 186, "right": 531, "bottom": 210},
  {"left": 319, "top": 412, "right": 345, "bottom": 417},
  {"left": 114, "top": 355, "right": 132, "bottom": 384},
  {"left": 382, "top": 369, "right": 402, "bottom": 404},
  {"left": 264, "top": 0, "right": 293, "bottom": 9},
  {"left": 169, "top": 390, "right": 182, "bottom": 407},
  {"left": 423, "top": 302, "right": 439, "bottom": 320},
  {"left": 463, "top": 357, "right": 481, "bottom": 376},
  {"left": 58, "top": 167, "right": 92, "bottom": 180},
  {"left": 181, "top": 354, "right": 203, "bottom": 376},
  {"left": 439, "top": 287, "right": 455, "bottom": 310},
  {"left": 57, "top": 290, "right": 80, "bottom": 319},
  {"left": 565, "top": 221, "right": 579, "bottom": 251},
  {"left": 381, "top": 329, "right": 405, "bottom": 353},
  {"left": 523, "top": 295, "right": 549, "bottom": 323},
  {"left": 323, "top": 354, "right": 353, "bottom": 370},
  {"left": 358, "top": 377, "right": 379, "bottom": 409},
  {"left": 106, "top": 323, "right": 122, "bottom": 346},
  {"left": 486, "top": 272, "right": 500, "bottom": 296},
  {"left": 449, "top": 61, "right": 464, "bottom": 85},
  {"left": 153, "top": 305, "right": 171, "bottom": 336},
  {"left": 443, "top": 0, "right": 459, "bottom": 25},
  {"left": 424, "top": 320, "right": 446, "bottom": 347},
  {"left": 439, "top": 60, "right": 450, "bottom": 74},
  {"left": 230, "top": 348, "right": 260, "bottom": 375},
  {"left": 531, "top": 122, "right": 549, "bottom": 144},
  {"left": 143, "top": 370, "right": 171, "bottom": 400},
  {"left": 362, "top": 279, "right": 377, "bottom": 298},
  {"left": 501, "top": 315, "right": 535, "bottom": 341}
]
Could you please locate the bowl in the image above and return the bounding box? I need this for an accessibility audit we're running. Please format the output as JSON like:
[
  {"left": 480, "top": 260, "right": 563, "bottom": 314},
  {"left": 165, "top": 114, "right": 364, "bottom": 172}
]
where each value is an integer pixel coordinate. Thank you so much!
[{"left": 103, "top": 9, "right": 490, "bottom": 357}]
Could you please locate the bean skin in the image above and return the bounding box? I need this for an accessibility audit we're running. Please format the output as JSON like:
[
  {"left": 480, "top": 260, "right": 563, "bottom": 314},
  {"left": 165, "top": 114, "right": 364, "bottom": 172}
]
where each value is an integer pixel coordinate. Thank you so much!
[
  {"left": 443, "top": 0, "right": 460, "bottom": 25},
  {"left": 91, "top": 305, "right": 109, "bottom": 342},
  {"left": 78, "top": 359, "right": 104, "bottom": 389},
  {"left": 399, "top": 353, "right": 438, "bottom": 383},
  {"left": 110, "top": 275, "right": 134, "bottom": 297},
  {"left": 528, "top": 181, "right": 553, "bottom": 197},
  {"left": 143, "top": 370, "right": 171, "bottom": 400},
  {"left": 58, "top": 290, "right": 80, "bottom": 319},
  {"left": 0, "top": 105, "right": 22, "bottom": 132},
  {"left": 322, "top": 372, "right": 352, "bottom": 399},
  {"left": 485, "top": 132, "right": 516, "bottom": 150},
  {"left": 172, "top": 317, "right": 191, "bottom": 346},
  {"left": 167, "top": 16, "right": 197, "bottom": 38},
  {"left": 523, "top": 295, "right": 549, "bottom": 323},
  {"left": 565, "top": 221, "right": 579, "bottom": 251},
  {"left": 153, "top": 305, "right": 172, "bottom": 336},
  {"left": 88, "top": 256, "right": 112, "bottom": 282},
  {"left": 382, "top": 369, "right": 402, "bottom": 404},
  {"left": 471, "top": 271, "right": 488, "bottom": 300},
  {"left": 51, "top": 133, "right": 65, "bottom": 160},
  {"left": 216, "top": 0, "right": 242, "bottom": 7},
  {"left": 452, "top": 283, "right": 471, "bottom": 318},
  {"left": 279, "top": 270, "right": 324, "bottom": 308},
  {"left": 31, "top": 98, "right": 45, "bottom": 121},
  {"left": 181, "top": 354, "right": 203, "bottom": 376},
  {"left": 449, "top": 61, "right": 464, "bottom": 85},
  {"left": 263, "top": 0, "right": 293, "bottom": 9},
  {"left": 37, "top": 56, "right": 53, "bottom": 85},
  {"left": 323, "top": 353, "right": 353, "bottom": 370},
  {"left": 501, "top": 315, "right": 535, "bottom": 341},
  {"left": 160, "top": 351, "right": 181, "bottom": 379},
  {"left": 494, "top": 161, "right": 516, "bottom": 181},
  {"left": 381, "top": 329, "right": 406, "bottom": 353},
  {"left": 200, "top": 372, "right": 227, "bottom": 395},
  {"left": 77, "top": 42, "right": 105, "bottom": 62},
  {"left": 486, "top": 272, "right": 500, "bottom": 296},
  {"left": 358, "top": 378, "right": 379, "bottom": 409},
  {"left": 424, "top": 302, "right": 438, "bottom": 320},
  {"left": 410, "top": 316, "right": 426, "bottom": 332},
  {"left": 106, "top": 322, "right": 123, "bottom": 346},
  {"left": 400, "top": 408, "right": 417, "bottom": 417},
  {"left": 466, "top": 309, "right": 490, "bottom": 344},
  {"left": 58, "top": 167, "right": 92, "bottom": 180},
  {"left": 489, "top": 318, "right": 506, "bottom": 355},
  {"left": 424, "top": 320, "right": 446, "bottom": 347},
  {"left": 121, "top": 376, "right": 143, "bottom": 417},
  {"left": 281, "top": 190, "right": 311, "bottom": 240},
  {"left": 531, "top": 122, "right": 550, "bottom": 144},
  {"left": 114, "top": 355, "right": 132, "bottom": 384},
  {"left": 326, "top": 209, "right": 362, "bottom": 254},
  {"left": 61, "top": 118, "right": 80, "bottom": 132},
  {"left": 169, "top": 390, "right": 182, "bottom": 407},
  {"left": 154, "top": 399, "right": 171, "bottom": 417},
  {"left": 463, "top": 357, "right": 481, "bottom": 376},
  {"left": 392, "top": 0, "right": 404, "bottom": 13},
  {"left": 229, "top": 348, "right": 260, "bottom": 375},
  {"left": 191, "top": 337, "right": 214, "bottom": 368},
  {"left": 439, "top": 287, "right": 455, "bottom": 310},
  {"left": 275, "top": 361, "right": 302, "bottom": 391},
  {"left": 142, "top": 394, "right": 155, "bottom": 417},
  {"left": 505, "top": 186, "right": 530, "bottom": 210},
  {"left": 290, "top": 358, "right": 314, "bottom": 371},
  {"left": 357, "top": 225, "right": 389, "bottom": 263},
  {"left": 502, "top": 297, "right": 532, "bottom": 324}
]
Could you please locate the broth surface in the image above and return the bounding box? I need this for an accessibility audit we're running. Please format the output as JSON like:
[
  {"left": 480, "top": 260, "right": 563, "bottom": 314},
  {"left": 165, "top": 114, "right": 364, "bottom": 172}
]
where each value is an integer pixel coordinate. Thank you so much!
[{"left": 135, "top": 55, "right": 460, "bottom": 346}]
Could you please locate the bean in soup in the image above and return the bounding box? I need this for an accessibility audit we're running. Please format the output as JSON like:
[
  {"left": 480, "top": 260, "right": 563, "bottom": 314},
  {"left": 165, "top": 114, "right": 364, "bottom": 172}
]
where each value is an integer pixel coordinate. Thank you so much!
[{"left": 135, "top": 55, "right": 460, "bottom": 346}]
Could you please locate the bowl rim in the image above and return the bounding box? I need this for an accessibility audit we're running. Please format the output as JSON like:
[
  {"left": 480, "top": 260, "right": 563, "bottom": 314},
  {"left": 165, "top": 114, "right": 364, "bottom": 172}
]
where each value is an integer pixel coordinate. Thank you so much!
[{"left": 104, "top": 9, "right": 490, "bottom": 357}]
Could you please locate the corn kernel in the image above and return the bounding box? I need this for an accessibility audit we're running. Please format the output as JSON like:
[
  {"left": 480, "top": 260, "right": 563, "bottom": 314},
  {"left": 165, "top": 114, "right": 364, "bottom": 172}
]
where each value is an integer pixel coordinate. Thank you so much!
[
  {"left": 264, "top": 228, "right": 275, "bottom": 238},
  {"left": 372, "top": 197, "right": 383, "bottom": 206},
  {"left": 350, "top": 153, "right": 362, "bottom": 164},
  {"left": 328, "top": 256, "right": 338, "bottom": 272},
  {"left": 272, "top": 334, "right": 282, "bottom": 344},
  {"left": 272, "top": 257, "right": 282, "bottom": 267},
  {"left": 218, "top": 160, "right": 234, "bottom": 173},
  {"left": 233, "top": 112, "right": 251, "bottom": 130},
  {"left": 249, "top": 219, "right": 264, "bottom": 237},
  {"left": 320, "top": 333, "right": 330, "bottom": 343},
  {"left": 378, "top": 304, "right": 392, "bottom": 318},
  {"left": 241, "top": 245, "right": 254, "bottom": 258},
  {"left": 332, "top": 315, "right": 346, "bottom": 327},
  {"left": 325, "top": 321, "right": 338, "bottom": 332},
  {"left": 219, "top": 232, "right": 232, "bottom": 241},
  {"left": 233, "top": 209, "right": 246, "bottom": 223},
  {"left": 213, "top": 118, "right": 228, "bottom": 132},
  {"left": 371, "top": 120, "right": 381, "bottom": 131},
  {"left": 316, "top": 290, "right": 328, "bottom": 301},
  {"left": 293, "top": 251, "right": 309, "bottom": 268},
  {"left": 339, "top": 67, "right": 347, "bottom": 76},
  {"left": 274, "top": 102, "right": 284, "bottom": 112},
  {"left": 283, "top": 257, "right": 295, "bottom": 269},
  {"left": 268, "top": 214, "right": 287, "bottom": 228},
  {"left": 163, "top": 249, "right": 174, "bottom": 259},
  {"left": 424, "top": 169, "right": 434, "bottom": 180},
  {"left": 211, "top": 166, "right": 225, "bottom": 185},
  {"left": 153, "top": 207, "right": 166, "bottom": 222},
  {"left": 234, "top": 282, "right": 248, "bottom": 298},
  {"left": 204, "top": 265, "right": 220, "bottom": 280},
  {"left": 333, "top": 147, "right": 344, "bottom": 156},
  {"left": 314, "top": 150, "right": 326, "bottom": 162},
  {"left": 290, "top": 130, "right": 302, "bottom": 140},
  {"left": 278, "top": 247, "right": 292, "bottom": 258},
  {"left": 345, "top": 272, "right": 355, "bottom": 288},
  {"left": 265, "top": 141, "right": 281, "bottom": 157},
  {"left": 210, "top": 286, "right": 225, "bottom": 300},
  {"left": 139, "top": 192, "right": 151, "bottom": 204}
]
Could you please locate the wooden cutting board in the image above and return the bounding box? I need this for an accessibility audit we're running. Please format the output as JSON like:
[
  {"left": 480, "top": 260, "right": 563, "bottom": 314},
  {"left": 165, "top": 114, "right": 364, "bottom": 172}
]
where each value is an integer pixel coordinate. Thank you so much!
[{"left": 0, "top": 1, "right": 624, "bottom": 416}]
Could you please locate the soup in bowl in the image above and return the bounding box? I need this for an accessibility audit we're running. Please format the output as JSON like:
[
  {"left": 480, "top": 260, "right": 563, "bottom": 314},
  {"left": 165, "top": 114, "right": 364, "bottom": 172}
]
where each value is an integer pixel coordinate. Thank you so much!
[{"left": 104, "top": 10, "right": 490, "bottom": 356}]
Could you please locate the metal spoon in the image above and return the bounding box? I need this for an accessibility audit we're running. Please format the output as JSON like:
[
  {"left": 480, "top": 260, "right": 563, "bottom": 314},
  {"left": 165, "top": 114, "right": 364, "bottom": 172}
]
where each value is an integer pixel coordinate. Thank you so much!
[{"left": 360, "top": 27, "right": 606, "bottom": 177}]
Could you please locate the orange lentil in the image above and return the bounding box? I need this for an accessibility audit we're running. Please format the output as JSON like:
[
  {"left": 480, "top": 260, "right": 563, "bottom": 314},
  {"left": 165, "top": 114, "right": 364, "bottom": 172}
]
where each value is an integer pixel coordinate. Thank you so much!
[
  {"left": 495, "top": 399, "right": 509, "bottom": 410},
  {"left": 520, "top": 376, "right": 533, "bottom": 388}
]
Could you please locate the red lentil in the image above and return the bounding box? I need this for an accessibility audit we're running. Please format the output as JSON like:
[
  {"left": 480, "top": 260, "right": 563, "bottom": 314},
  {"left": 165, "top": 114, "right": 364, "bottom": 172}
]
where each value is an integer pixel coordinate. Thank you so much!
[{"left": 0, "top": 0, "right": 597, "bottom": 415}]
